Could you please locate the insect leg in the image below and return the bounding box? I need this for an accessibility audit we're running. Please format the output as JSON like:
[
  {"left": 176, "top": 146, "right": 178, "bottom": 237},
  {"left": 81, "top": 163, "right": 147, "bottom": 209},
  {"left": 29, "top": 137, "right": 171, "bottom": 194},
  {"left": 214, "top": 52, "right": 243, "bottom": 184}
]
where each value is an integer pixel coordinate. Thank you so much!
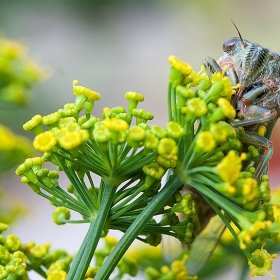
[
  {"left": 238, "top": 131, "right": 273, "bottom": 180},
  {"left": 231, "top": 106, "right": 277, "bottom": 128},
  {"left": 230, "top": 106, "right": 276, "bottom": 179},
  {"left": 203, "top": 57, "right": 222, "bottom": 80},
  {"left": 236, "top": 84, "right": 271, "bottom": 114}
]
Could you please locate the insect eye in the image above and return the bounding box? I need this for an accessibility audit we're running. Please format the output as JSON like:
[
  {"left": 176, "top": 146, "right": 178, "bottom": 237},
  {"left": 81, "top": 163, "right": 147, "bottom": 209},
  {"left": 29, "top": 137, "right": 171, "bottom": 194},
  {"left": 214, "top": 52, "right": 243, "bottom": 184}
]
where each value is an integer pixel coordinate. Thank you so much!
[{"left": 222, "top": 37, "right": 241, "bottom": 52}]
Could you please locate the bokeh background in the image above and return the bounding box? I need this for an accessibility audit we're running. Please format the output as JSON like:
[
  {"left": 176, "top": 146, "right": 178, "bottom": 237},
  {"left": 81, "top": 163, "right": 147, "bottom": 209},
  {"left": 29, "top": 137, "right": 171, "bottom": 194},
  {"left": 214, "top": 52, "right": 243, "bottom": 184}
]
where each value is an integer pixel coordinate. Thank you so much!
[{"left": 1, "top": 0, "right": 280, "bottom": 279}]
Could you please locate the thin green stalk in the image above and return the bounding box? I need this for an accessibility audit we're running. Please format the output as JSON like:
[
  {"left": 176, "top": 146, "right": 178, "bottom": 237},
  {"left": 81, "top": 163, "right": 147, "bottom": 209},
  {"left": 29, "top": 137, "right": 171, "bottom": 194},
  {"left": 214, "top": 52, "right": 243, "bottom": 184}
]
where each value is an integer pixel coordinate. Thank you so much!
[
  {"left": 202, "top": 193, "right": 252, "bottom": 262},
  {"left": 118, "top": 151, "right": 157, "bottom": 177},
  {"left": 37, "top": 189, "right": 89, "bottom": 216},
  {"left": 66, "top": 167, "right": 95, "bottom": 212},
  {"left": 238, "top": 261, "right": 249, "bottom": 280},
  {"left": 167, "top": 82, "right": 173, "bottom": 121},
  {"left": 113, "top": 176, "right": 144, "bottom": 204},
  {"left": 94, "top": 174, "right": 183, "bottom": 280},
  {"left": 117, "top": 144, "right": 132, "bottom": 165},
  {"left": 172, "top": 86, "right": 178, "bottom": 122},
  {"left": 66, "top": 182, "right": 117, "bottom": 280},
  {"left": 108, "top": 185, "right": 147, "bottom": 221},
  {"left": 55, "top": 186, "right": 86, "bottom": 207},
  {"left": 86, "top": 172, "right": 98, "bottom": 202},
  {"left": 28, "top": 265, "right": 46, "bottom": 278}
]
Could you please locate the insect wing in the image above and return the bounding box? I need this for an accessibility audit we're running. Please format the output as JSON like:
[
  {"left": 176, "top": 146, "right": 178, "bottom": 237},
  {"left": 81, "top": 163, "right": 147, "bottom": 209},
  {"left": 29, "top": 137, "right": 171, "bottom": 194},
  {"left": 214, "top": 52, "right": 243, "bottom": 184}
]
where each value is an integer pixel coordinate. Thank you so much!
[
  {"left": 161, "top": 234, "right": 184, "bottom": 263},
  {"left": 187, "top": 215, "right": 226, "bottom": 275}
]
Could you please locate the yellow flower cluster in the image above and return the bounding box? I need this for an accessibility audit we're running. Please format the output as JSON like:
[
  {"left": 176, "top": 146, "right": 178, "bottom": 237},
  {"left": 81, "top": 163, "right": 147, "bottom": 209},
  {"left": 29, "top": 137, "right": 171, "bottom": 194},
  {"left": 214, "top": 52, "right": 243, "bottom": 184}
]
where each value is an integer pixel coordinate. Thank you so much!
[
  {"left": 0, "top": 124, "right": 32, "bottom": 154},
  {"left": 0, "top": 124, "right": 32, "bottom": 171},
  {"left": 73, "top": 80, "right": 100, "bottom": 102},
  {"left": 14, "top": 54, "right": 280, "bottom": 280},
  {"left": 211, "top": 70, "right": 240, "bottom": 100},
  {"left": 248, "top": 243, "right": 277, "bottom": 279},
  {"left": 0, "top": 224, "right": 72, "bottom": 280},
  {"left": 0, "top": 35, "right": 48, "bottom": 105},
  {"left": 145, "top": 254, "right": 198, "bottom": 280},
  {"left": 168, "top": 56, "right": 192, "bottom": 76}
]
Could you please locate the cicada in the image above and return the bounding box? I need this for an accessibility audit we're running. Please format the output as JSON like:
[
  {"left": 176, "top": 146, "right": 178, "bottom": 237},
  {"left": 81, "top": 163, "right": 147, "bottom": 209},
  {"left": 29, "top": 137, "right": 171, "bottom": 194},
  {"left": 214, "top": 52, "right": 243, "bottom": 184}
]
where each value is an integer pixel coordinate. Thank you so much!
[
  {"left": 164, "top": 23, "right": 280, "bottom": 276},
  {"left": 204, "top": 21, "right": 280, "bottom": 180}
]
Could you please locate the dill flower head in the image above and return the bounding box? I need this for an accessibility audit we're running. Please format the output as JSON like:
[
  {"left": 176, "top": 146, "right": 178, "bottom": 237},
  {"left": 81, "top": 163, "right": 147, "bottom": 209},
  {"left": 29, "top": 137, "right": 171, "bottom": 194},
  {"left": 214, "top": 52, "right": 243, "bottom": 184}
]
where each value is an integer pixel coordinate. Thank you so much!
[{"left": 15, "top": 55, "right": 280, "bottom": 280}]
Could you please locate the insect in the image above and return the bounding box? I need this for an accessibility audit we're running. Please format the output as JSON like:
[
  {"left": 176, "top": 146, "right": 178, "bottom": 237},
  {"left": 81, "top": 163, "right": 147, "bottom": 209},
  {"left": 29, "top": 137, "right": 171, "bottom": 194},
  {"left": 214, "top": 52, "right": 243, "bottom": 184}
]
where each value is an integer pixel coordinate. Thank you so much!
[
  {"left": 165, "top": 23, "right": 280, "bottom": 276},
  {"left": 203, "top": 21, "right": 280, "bottom": 180}
]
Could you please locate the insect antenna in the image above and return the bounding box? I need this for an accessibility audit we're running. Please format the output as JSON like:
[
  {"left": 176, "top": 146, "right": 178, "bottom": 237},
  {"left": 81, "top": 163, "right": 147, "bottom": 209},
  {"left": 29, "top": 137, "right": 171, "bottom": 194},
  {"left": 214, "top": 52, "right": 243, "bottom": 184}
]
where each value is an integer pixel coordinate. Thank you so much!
[{"left": 228, "top": 15, "right": 247, "bottom": 48}]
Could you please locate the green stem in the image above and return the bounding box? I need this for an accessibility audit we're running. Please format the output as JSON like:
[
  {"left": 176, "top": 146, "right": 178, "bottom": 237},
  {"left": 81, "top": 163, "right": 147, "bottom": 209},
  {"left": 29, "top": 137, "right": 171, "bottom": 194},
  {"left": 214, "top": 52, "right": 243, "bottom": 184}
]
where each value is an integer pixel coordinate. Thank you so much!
[
  {"left": 172, "top": 86, "right": 178, "bottom": 122},
  {"left": 168, "top": 82, "right": 173, "bottom": 121},
  {"left": 94, "top": 174, "right": 182, "bottom": 280},
  {"left": 28, "top": 265, "right": 46, "bottom": 278},
  {"left": 238, "top": 261, "right": 249, "bottom": 280},
  {"left": 108, "top": 186, "right": 147, "bottom": 221},
  {"left": 66, "top": 182, "right": 116, "bottom": 280},
  {"left": 37, "top": 190, "right": 89, "bottom": 216},
  {"left": 113, "top": 175, "right": 144, "bottom": 205}
]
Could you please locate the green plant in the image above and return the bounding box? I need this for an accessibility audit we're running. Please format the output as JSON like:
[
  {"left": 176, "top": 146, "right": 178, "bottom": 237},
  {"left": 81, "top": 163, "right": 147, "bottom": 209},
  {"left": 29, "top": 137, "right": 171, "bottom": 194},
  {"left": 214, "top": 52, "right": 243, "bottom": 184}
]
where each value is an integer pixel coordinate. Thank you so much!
[{"left": 8, "top": 56, "right": 280, "bottom": 279}]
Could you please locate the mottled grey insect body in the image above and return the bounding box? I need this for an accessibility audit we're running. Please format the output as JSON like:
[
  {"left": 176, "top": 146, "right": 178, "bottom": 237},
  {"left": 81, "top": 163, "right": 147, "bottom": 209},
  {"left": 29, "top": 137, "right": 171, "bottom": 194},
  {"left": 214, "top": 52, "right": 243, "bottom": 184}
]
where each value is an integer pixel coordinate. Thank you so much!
[
  {"left": 204, "top": 36, "right": 280, "bottom": 180},
  {"left": 218, "top": 38, "right": 280, "bottom": 113}
]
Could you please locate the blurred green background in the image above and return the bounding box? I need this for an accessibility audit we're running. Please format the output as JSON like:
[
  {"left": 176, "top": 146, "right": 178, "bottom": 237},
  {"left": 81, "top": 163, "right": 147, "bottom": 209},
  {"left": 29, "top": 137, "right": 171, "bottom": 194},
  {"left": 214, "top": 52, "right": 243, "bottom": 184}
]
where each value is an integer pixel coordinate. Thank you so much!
[{"left": 0, "top": 0, "right": 280, "bottom": 279}]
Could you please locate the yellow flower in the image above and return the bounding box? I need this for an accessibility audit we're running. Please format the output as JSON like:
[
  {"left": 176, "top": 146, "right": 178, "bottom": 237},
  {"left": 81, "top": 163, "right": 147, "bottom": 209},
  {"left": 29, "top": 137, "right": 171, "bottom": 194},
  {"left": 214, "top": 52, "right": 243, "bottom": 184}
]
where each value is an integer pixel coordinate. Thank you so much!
[
  {"left": 42, "top": 112, "right": 62, "bottom": 127},
  {"left": 0, "top": 125, "right": 17, "bottom": 150},
  {"left": 157, "top": 138, "right": 178, "bottom": 159},
  {"left": 0, "top": 222, "right": 9, "bottom": 233},
  {"left": 58, "top": 117, "right": 77, "bottom": 128},
  {"left": 127, "top": 126, "right": 146, "bottom": 148},
  {"left": 93, "top": 125, "right": 111, "bottom": 143},
  {"left": 47, "top": 271, "right": 67, "bottom": 280},
  {"left": 215, "top": 151, "right": 245, "bottom": 184},
  {"left": 33, "top": 131, "right": 57, "bottom": 152},
  {"left": 211, "top": 70, "right": 240, "bottom": 99},
  {"left": 188, "top": 71, "right": 201, "bottom": 87},
  {"left": 248, "top": 243, "right": 277, "bottom": 279},
  {"left": 144, "top": 132, "right": 159, "bottom": 150},
  {"left": 15, "top": 157, "right": 45, "bottom": 182},
  {"left": 73, "top": 80, "right": 100, "bottom": 102},
  {"left": 238, "top": 219, "right": 271, "bottom": 250},
  {"left": 209, "top": 123, "right": 228, "bottom": 143},
  {"left": 143, "top": 162, "right": 165, "bottom": 180},
  {"left": 186, "top": 98, "right": 208, "bottom": 120},
  {"left": 132, "top": 108, "right": 154, "bottom": 124},
  {"left": 58, "top": 131, "right": 88, "bottom": 150},
  {"left": 1, "top": 38, "right": 24, "bottom": 59},
  {"left": 103, "top": 118, "right": 129, "bottom": 132},
  {"left": 217, "top": 98, "right": 236, "bottom": 119},
  {"left": 150, "top": 125, "right": 166, "bottom": 139},
  {"left": 58, "top": 107, "right": 78, "bottom": 117},
  {"left": 128, "top": 126, "right": 146, "bottom": 141},
  {"left": 30, "top": 243, "right": 50, "bottom": 258},
  {"left": 166, "top": 122, "right": 185, "bottom": 139},
  {"left": 52, "top": 127, "right": 69, "bottom": 139},
  {"left": 168, "top": 56, "right": 192, "bottom": 76},
  {"left": 194, "top": 131, "right": 216, "bottom": 153},
  {"left": 125, "top": 91, "right": 144, "bottom": 113},
  {"left": 208, "top": 98, "right": 236, "bottom": 122},
  {"left": 104, "top": 236, "right": 118, "bottom": 247},
  {"left": 52, "top": 207, "right": 70, "bottom": 225},
  {"left": 157, "top": 155, "right": 177, "bottom": 168},
  {"left": 65, "top": 123, "right": 81, "bottom": 133},
  {"left": 23, "top": 115, "right": 44, "bottom": 135},
  {"left": 125, "top": 91, "right": 144, "bottom": 102}
]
